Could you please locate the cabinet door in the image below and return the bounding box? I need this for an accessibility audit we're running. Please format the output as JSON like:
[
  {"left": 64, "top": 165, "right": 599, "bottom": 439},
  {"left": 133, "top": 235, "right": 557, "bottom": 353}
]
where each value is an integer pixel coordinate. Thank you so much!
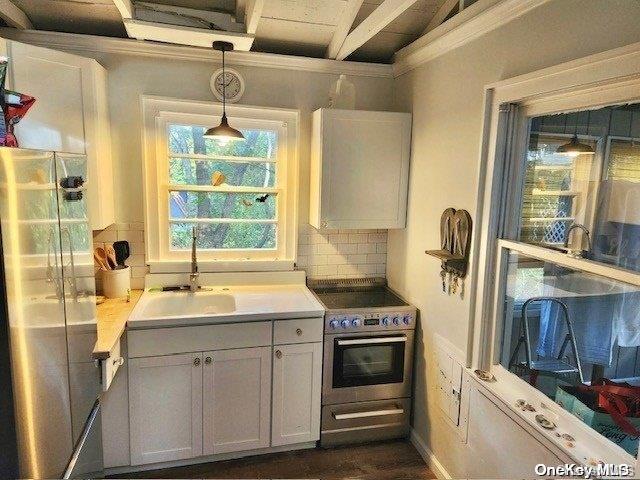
[
  {"left": 203, "top": 347, "right": 271, "bottom": 455},
  {"left": 272, "top": 342, "right": 322, "bottom": 446},
  {"left": 8, "top": 41, "right": 88, "bottom": 154},
  {"left": 8, "top": 40, "right": 115, "bottom": 230},
  {"left": 129, "top": 354, "right": 203, "bottom": 465},
  {"left": 310, "top": 109, "right": 411, "bottom": 229}
]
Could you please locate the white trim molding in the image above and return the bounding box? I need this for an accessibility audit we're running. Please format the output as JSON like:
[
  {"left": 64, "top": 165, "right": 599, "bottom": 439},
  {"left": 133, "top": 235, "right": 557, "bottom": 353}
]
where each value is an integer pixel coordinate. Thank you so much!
[
  {"left": 0, "top": 28, "right": 393, "bottom": 78},
  {"left": 392, "top": 0, "right": 551, "bottom": 76},
  {"left": 410, "top": 429, "right": 452, "bottom": 479}
]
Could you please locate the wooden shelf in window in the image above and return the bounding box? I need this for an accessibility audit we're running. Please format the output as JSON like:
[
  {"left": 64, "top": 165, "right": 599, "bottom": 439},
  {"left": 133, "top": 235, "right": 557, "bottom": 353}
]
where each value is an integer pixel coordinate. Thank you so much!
[
  {"left": 532, "top": 189, "right": 580, "bottom": 196},
  {"left": 524, "top": 217, "right": 575, "bottom": 223},
  {"left": 533, "top": 165, "right": 573, "bottom": 171}
]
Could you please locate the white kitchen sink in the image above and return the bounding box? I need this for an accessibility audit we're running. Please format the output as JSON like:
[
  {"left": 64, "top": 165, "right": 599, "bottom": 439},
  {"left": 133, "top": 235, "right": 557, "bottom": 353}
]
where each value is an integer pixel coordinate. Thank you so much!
[
  {"left": 128, "top": 284, "right": 325, "bottom": 328},
  {"left": 139, "top": 291, "right": 236, "bottom": 318}
]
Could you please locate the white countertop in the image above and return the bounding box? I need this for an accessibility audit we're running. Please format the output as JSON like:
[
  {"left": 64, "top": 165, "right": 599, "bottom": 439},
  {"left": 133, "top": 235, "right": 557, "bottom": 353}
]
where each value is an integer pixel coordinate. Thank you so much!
[{"left": 128, "top": 284, "right": 325, "bottom": 329}]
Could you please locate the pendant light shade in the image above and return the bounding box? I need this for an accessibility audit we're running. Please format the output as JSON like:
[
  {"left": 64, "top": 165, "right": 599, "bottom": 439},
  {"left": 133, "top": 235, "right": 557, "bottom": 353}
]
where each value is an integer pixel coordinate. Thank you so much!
[
  {"left": 203, "top": 113, "right": 245, "bottom": 142},
  {"left": 203, "top": 41, "right": 245, "bottom": 143},
  {"left": 556, "top": 134, "right": 596, "bottom": 156},
  {"left": 556, "top": 111, "right": 594, "bottom": 156}
]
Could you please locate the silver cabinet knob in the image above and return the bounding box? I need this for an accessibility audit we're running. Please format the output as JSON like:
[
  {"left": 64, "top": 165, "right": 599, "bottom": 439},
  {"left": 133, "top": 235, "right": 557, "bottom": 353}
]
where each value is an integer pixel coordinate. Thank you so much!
[
  {"left": 275, "top": 350, "right": 282, "bottom": 359},
  {"left": 194, "top": 358, "right": 201, "bottom": 366},
  {"left": 296, "top": 328, "right": 303, "bottom": 336},
  {"left": 205, "top": 356, "right": 212, "bottom": 364},
  {"left": 112, "top": 357, "right": 124, "bottom": 367}
]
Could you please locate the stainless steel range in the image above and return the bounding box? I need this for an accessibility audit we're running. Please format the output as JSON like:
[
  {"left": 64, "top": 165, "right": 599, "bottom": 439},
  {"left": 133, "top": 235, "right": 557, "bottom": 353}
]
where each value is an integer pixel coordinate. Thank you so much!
[{"left": 309, "top": 278, "right": 416, "bottom": 447}]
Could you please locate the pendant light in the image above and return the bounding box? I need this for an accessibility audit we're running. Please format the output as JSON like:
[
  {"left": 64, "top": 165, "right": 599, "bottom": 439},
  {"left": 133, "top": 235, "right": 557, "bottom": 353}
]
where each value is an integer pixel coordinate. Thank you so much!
[
  {"left": 203, "top": 41, "right": 245, "bottom": 143},
  {"left": 556, "top": 111, "right": 595, "bottom": 157}
]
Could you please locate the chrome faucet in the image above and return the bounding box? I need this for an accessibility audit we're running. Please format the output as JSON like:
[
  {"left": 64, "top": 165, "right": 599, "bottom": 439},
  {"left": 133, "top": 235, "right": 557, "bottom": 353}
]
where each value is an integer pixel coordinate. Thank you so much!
[
  {"left": 563, "top": 223, "right": 593, "bottom": 258},
  {"left": 189, "top": 226, "right": 199, "bottom": 292}
]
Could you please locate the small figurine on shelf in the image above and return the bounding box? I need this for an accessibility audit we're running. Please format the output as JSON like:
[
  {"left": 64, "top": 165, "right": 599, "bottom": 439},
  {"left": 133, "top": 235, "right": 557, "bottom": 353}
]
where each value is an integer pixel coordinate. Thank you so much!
[{"left": 0, "top": 57, "right": 36, "bottom": 147}]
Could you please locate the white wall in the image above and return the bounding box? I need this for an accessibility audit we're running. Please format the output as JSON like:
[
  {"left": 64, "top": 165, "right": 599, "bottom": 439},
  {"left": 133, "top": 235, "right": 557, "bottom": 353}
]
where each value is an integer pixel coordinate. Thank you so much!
[
  {"left": 388, "top": 0, "right": 640, "bottom": 476},
  {"left": 85, "top": 52, "right": 394, "bottom": 279}
]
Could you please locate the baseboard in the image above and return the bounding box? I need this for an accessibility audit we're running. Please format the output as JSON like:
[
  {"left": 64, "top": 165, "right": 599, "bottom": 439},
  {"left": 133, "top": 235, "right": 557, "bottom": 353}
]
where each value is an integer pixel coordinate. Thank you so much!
[{"left": 410, "top": 429, "right": 451, "bottom": 480}]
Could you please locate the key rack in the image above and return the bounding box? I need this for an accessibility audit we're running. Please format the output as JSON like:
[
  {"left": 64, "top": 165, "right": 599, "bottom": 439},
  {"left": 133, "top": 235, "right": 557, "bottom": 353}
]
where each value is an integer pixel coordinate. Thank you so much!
[{"left": 426, "top": 208, "right": 472, "bottom": 296}]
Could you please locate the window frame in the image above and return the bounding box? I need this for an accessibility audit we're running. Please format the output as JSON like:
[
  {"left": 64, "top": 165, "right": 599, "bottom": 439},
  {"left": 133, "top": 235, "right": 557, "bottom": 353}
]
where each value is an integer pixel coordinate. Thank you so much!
[
  {"left": 471, "top": 44, "right": 640, "bottom": 466},
  {"left": 142, "top": 96, "right": 299, "bottom": 272}
]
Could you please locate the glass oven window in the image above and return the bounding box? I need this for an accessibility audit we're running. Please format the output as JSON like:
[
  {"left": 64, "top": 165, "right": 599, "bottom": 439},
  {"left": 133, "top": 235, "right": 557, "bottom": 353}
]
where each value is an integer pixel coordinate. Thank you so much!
[{"left": 333, "top": 338, "right": 405, "bottom": 388}]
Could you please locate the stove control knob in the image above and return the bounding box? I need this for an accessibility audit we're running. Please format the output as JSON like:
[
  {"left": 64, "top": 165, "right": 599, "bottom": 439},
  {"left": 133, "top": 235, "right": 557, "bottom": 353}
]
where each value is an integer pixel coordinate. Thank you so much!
[
  {"left": 392, "top": 316, "right": 400, "bottom": 325},
  {"left": 329, "top": 319, "right": 339, "bottom": 329},
  {"left": 340, "top": 318, "right": 350, "bottom": 329},
  {"left": 381, "top": 316, "right": 390, "bottom": 326},
  {"left": 402, "top": 315, "right": 412, "bottom": 325},
  {"left": 351, "top": 317, "right": 361, "bottom": 327}
]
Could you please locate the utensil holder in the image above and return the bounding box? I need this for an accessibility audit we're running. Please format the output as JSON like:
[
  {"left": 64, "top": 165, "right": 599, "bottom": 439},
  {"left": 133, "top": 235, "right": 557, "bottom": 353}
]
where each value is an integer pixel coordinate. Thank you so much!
[{"left": 102, "top": 266, "right": 131, "bottom": 299}]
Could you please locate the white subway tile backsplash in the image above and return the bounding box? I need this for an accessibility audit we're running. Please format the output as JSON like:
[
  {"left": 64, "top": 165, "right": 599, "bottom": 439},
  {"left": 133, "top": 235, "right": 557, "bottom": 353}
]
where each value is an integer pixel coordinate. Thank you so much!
[
  {"left": 357, "top": 243, "right": 377, "bottom": 254},
  {"left": 297, "top": 226, "right": 388, "bottom": 280},
  {"left": 93, "top": 222, "right": 149, "bottom": 294}
]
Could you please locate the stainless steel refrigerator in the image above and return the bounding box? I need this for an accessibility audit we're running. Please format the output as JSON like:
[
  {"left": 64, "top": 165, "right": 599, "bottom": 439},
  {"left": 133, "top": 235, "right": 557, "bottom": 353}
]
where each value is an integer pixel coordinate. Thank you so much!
[{"left": 0, "top": 148, "right": 103, "bottom": 479}]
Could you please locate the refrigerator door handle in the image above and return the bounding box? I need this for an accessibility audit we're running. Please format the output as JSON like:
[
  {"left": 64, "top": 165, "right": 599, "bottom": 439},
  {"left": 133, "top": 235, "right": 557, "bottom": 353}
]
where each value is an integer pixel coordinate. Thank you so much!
[{"left": 62, "top": 399, "right": 100, "bottom": 480}]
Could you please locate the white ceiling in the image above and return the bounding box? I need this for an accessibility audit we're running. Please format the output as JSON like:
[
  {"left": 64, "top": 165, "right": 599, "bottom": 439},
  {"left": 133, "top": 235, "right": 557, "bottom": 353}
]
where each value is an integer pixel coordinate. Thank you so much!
[{"left": 4, "top": 0, "right": 450, "bottom": 63}]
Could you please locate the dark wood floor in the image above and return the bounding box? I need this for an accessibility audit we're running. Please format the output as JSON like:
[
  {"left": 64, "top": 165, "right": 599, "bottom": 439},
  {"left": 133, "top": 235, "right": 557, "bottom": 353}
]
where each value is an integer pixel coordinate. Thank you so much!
[{"left": 113, "top": 440, "right": 435, "bottom": 480}]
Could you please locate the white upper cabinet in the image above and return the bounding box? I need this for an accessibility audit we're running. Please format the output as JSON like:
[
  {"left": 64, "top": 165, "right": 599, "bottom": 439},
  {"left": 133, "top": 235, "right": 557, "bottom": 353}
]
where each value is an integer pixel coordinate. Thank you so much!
[
  {"left": 309, "top": 109, "right": 411, "bottom": 230},
  {"left": 5, "top": 40, "right": 115, "bottom": 230}
]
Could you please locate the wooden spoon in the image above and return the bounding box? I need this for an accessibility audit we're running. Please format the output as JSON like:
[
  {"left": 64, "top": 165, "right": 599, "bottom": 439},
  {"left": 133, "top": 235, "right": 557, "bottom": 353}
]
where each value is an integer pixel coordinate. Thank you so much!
[
  {"left": 105, "top": 244, "right": 118, "bottom": 269},
  {"left": 94, "top": 246, "right": 111, "bottom": 270}
]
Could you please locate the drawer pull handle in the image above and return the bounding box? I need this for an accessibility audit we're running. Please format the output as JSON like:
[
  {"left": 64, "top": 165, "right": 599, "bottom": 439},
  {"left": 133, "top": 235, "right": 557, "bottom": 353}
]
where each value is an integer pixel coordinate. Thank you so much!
[
  {"left": 112, "top": 357, "right": 124, "bottom": 367},
  {"left": 275, "top": 350, "right": 282, "bottom": 359},
  {"left": 296, "top": 328, "right": 303, "bottom": 336},
  {"left": 332, "top": 408, "right": 404, "bottom": 420},
  {"left": 194, "top": 358, "right": 201, "bottom": 366},
  {"left": 205, "top": 356, "right": 212, "bottom": 364}
]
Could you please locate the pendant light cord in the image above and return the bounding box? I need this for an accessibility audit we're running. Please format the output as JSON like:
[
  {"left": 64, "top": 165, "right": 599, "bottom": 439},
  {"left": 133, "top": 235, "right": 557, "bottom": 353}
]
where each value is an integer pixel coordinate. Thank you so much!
[{"left": 222, "top": 45, "right": 227, "bottom": 117}]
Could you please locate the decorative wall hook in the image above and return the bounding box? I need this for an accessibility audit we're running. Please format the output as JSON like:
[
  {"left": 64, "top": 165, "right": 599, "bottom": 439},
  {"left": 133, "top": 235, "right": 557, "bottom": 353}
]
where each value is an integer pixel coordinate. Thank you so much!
[{"left": 426, "top": 208, "right": 472, "bottom": 297}]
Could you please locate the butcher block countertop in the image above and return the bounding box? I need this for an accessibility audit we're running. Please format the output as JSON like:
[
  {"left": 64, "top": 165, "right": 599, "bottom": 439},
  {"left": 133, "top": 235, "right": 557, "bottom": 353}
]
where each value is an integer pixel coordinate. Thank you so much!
[{"left": 93, "top": 289, "right": 143, "bottom": 360}]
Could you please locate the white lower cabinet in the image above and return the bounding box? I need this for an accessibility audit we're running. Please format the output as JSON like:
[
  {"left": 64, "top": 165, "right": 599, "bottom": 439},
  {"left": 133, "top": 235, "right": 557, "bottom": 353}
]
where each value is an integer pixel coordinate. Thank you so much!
[
  {"left": 203, "top": 347, "right": 271, "bottom": 454},
  {"left": 126, "top": 320, "right": 323, "bottom": 467},
  {"left": 129, "top": 353, "right": 203, "bottom": 466},
  {"left": 271, "top": 342, "right": 322, "bottom": 446}
]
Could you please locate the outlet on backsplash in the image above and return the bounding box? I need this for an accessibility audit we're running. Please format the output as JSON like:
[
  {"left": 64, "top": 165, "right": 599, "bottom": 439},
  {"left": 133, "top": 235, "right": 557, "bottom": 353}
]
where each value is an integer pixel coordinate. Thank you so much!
[
  {"left": 296, "top": 224, "right": 387, "bottom": 279},
  {"left": 93, "top": 222, "right": 148, "bottom": 291}
]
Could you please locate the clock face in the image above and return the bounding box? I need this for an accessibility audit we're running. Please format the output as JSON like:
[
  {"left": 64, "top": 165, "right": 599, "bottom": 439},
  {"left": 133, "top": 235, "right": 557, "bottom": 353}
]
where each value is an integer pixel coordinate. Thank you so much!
[{"left": 211, "top": 68, "right": 244, "bottom": 103}]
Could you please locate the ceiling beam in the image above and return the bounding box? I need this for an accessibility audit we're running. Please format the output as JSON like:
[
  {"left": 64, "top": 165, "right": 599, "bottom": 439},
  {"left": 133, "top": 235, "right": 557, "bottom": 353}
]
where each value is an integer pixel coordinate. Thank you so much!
[
  {"left": 335, "top": 0, "right": 416, "bottom": 61},
  {"left": 245, "top": 0, "right": 264, "bottom": 34},
  {"left": 325, "top": 0, "right": 364, "bottom": 59},
  {"left": 112, "top": 0, "right": 133, "bottom": 19},
  {"left": 0, "top": 0, "right": 32, "bottom": 29},
  {"left": 422, "top": 0, "right": 458, "bottom": 34}
]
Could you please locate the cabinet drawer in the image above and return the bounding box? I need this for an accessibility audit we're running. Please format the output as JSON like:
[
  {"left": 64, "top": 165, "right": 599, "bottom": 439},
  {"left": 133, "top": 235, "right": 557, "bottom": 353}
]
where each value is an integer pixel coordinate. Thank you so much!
[
  {"left": 128, "top": 321, "right": 272, "bottom": 358},
  {"left": 274, "top": 318, "right": 323, "bottom": 345}
]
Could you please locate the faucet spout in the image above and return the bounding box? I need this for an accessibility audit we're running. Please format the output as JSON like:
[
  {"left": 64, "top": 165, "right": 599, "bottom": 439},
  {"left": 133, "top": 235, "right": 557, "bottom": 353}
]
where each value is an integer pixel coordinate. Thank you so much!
[
  {"left": 190, "top": 226, "right": 199, "bottom": 292},
  {"left": 563, "top": 223, "right": 593, "bottom": 258}
]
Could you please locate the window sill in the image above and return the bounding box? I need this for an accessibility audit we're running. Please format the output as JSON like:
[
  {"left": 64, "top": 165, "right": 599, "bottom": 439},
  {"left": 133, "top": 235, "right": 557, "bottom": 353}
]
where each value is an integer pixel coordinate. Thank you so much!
[
  {"left": 474, "top": 365, "right": 636, "bottom": 467},
  {"left": 148, "top": 259, "right": 295, "bottom": 274}
]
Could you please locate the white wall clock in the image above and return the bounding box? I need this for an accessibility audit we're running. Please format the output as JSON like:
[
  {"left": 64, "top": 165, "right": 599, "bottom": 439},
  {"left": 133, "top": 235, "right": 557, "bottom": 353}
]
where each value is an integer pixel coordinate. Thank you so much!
[{"left": 210, "top": 67, "right": 245, "bottom": 104}]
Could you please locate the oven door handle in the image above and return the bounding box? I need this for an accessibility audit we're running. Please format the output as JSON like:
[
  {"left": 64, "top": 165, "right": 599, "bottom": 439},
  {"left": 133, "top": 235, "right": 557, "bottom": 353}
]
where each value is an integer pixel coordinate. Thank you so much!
[
  {"left": 332, "top": 408, "right": 405, "bottom": 420},
  {"left": 337, "top": 336, "right": 407, "bottom": 346}
]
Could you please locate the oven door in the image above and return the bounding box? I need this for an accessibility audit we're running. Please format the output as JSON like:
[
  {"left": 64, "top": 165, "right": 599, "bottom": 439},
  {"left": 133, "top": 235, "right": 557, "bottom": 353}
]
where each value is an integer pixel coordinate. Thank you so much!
[{"left": 323, "top": 330, "right": 414, "bottom": 405}]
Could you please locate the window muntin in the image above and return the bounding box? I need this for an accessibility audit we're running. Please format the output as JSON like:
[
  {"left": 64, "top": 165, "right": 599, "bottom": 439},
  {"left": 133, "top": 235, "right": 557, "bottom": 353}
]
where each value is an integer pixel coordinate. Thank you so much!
[{"left": 166, "top": 124, "right": 279, "bottom": 252}]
